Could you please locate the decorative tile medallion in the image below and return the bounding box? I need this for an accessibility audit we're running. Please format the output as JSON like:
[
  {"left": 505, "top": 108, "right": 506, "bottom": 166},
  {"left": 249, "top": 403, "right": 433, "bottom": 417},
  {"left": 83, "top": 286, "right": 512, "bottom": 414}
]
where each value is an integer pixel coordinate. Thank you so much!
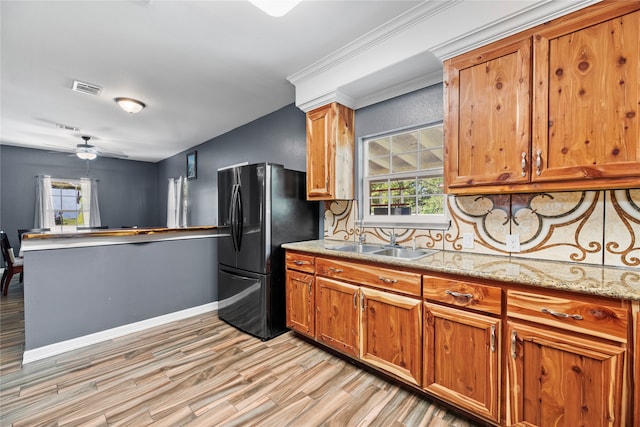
[{"left": 323, "top": 188, "right": 637, "bottom": 268}]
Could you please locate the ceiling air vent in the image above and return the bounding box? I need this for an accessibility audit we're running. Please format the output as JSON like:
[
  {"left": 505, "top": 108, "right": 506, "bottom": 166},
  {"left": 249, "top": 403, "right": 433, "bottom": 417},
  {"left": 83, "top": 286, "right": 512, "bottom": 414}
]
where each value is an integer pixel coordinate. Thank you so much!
[
  {"left": 72, "top": 80, "right": 102, "bottom": 96},
  {"left": 56, "top": 123, "right": 80, "bottom": 132}
]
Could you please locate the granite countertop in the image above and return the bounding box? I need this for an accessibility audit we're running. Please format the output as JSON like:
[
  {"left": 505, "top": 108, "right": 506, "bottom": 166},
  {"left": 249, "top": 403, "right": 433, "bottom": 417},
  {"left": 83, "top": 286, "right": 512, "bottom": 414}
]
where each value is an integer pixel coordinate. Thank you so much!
[{"left": 282, "top": 239, "right": 640, "bottom": 301}]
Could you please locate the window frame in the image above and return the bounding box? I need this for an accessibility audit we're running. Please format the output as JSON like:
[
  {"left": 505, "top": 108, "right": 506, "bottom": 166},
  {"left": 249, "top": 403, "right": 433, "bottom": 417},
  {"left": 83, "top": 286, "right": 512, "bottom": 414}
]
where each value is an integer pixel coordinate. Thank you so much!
[
  {"left": 359, "top": 121, "right": 449, "bottom": 229},
  {"left": 49, "top": 179, "right": 84, "bottom": 232}
]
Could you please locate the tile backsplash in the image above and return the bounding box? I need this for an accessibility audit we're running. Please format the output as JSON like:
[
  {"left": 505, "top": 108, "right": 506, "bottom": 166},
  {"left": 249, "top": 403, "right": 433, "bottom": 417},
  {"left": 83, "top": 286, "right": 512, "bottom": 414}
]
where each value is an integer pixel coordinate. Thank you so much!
[{"left": 323, "top": 188, "right": 640, "bottom": 268}]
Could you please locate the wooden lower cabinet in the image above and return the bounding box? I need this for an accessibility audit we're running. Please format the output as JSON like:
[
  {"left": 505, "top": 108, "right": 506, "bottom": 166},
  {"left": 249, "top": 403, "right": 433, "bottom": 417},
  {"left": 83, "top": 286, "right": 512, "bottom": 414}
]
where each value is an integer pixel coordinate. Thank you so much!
[
  {"left": 285, "top": 269, "right": 315, "bottom": 337},
  {"left": 506, "top": 321, "right": 627, "bottom": 426},
  {"left": 424, "top": 303, "right": 501, "bottom": 423},
  {"left": 315, "top": 277, "right": 360, "bottom": 357},
  {"left": 361, "top": 288, "right": 422, "bottom": 385}
]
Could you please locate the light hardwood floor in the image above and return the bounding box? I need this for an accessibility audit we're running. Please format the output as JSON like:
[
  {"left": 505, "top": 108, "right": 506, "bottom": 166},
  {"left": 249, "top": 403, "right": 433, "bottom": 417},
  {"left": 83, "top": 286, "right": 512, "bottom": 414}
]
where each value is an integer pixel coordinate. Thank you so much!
[{"left": 0, "top": 278, "right": 482, "bottom": 426}]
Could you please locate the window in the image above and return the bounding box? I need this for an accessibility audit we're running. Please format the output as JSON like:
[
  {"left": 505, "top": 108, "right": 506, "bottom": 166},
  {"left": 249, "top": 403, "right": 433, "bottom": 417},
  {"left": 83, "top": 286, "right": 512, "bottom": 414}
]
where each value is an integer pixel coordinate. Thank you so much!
[
  {"left": 50, "top": 180, "right": 83, "bottom": 231},
  {"left": 362, "top": 122, "right": 447, "bottom": 227}
]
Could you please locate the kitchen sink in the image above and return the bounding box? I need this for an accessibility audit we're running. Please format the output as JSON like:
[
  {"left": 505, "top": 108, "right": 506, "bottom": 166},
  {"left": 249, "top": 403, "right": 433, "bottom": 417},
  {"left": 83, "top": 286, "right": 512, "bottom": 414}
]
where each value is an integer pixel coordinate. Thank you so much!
[
  {"left": 328, "top": 243, "right": 437, "bottom": 260},
  {"left": 373, "top": 247, "right": 436, "bottom": 260},
  {"left": 328, "top": 244, "right": 383, "bottom": 253}
]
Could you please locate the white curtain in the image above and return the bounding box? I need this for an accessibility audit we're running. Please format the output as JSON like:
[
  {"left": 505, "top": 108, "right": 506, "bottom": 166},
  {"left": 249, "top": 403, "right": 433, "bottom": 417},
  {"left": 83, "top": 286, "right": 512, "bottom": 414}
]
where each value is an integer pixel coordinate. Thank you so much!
[
  {"left": 80, "top": 178, "right": 101, "bottom": 227},
  {"left": 167, "top": 176, "right": 188, "bottom": 228},
  {"left": 34, "top": 175, "right": 55, "bottom": 229}
]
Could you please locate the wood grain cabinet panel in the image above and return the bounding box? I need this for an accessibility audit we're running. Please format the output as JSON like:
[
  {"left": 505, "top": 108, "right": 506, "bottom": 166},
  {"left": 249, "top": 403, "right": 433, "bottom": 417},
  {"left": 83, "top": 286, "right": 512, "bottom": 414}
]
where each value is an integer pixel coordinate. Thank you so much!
[
  {"left": 315, "top": 277, "right": 360, "bottom": 357},
  {"left": 507, "top": 290, "right": 628, "bottom": 343},
  {"left": 444, "top": 1, "right": 640, "bottom": 194},
  {"left": 424, "top": 303, "right": 501, "bottom": 423},
  {"left": 532, "top": 9, "right": 640, "bottom": 185},
  {"left": 506, "top": 321, "right": 627, "bottom": 427},
  {"left": 445, "top": 38, "right": 532, "bottom": 190},
  {"left": 305, "top": 102, "right": 354, "bottom": 200},
  {"left": 285, "top": 251, "right": 315, "bottom": 274},
  {"left": 360, "top": 288, "right": 422, "bottom": 385},
  {"left": 423, "top": 275, "right": 502, "bottom": 315},
  {"left": 285, "top": 270, "right": 315, "bottom": 337},
  {"left": 316, "top": 257, "right": 421, "bottom": 296}
]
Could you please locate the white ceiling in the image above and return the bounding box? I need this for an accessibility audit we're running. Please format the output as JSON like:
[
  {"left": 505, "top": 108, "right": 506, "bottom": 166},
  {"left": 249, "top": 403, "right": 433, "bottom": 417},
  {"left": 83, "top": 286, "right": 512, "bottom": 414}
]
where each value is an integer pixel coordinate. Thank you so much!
[{"left": 0, "top": 0, "right": 599, "bottom": 163}]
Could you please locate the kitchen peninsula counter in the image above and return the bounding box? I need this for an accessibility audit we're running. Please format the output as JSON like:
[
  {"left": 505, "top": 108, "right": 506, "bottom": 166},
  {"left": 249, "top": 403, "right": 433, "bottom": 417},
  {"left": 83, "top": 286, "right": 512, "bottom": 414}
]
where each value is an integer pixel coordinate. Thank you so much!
[
  {"left": 283, "top": 239, "right": 640, "bottom": 301},
  {"left": 21, "top": 226, "right": 218, "bottom": 251},
  {"left": 21, "top": 226, "right": 220, "bottom": 363}
]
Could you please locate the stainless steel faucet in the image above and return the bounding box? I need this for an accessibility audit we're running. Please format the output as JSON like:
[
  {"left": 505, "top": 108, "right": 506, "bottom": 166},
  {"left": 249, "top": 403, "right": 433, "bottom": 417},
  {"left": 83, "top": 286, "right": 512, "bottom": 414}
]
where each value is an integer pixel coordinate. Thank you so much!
[
  {"left": 389, "top": 230, "right": 396, "bottom": 246},
  {"left": 358, "top": 232, "right": 366, "bottom": 245}
]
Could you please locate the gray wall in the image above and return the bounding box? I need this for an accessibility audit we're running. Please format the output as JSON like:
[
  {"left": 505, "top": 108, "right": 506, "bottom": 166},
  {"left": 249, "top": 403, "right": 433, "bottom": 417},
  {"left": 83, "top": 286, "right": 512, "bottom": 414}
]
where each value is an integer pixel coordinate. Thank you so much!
[
  {"left": 24, "top": 236, "right": 217, "bottom": 350},
  {"left": 157, "top": 103, "right": 308, "bottom": 227},
  {"left": 0, "top": 145, "right": 159, "bottom": 251}
]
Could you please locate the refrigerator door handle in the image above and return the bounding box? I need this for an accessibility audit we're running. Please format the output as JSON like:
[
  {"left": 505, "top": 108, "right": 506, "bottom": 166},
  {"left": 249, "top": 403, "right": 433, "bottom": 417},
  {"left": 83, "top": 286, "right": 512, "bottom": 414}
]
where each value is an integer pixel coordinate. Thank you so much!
[
  {"left": 235, "top": 184, "right": 243, "bottom": 251},
  {"left": 229, "top": 184, "right": 239, "bottom": 252}
]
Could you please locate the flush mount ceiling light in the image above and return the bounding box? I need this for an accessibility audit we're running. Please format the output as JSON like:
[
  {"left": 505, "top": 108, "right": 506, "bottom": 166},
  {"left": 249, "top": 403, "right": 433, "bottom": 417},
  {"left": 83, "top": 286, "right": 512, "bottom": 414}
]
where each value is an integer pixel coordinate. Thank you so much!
[
  {"left": 115, "top": 97, "right": 146, "bottom": 114},
  {"left": 248, "top": 0, "right": 302, "bottom": 17}
]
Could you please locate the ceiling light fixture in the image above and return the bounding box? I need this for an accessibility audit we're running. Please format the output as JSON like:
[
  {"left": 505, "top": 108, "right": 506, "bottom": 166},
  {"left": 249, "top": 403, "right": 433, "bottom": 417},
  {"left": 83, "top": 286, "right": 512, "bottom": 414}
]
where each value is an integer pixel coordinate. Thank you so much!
[
  {"left": 248, "top": 0, "right": 302, "bottom": 17},
  {"left": 76, "top": 151, "right": 97, "bottom": 160},
  {"left": 115, "top": 97, "right": 146, "bottom": 114}
]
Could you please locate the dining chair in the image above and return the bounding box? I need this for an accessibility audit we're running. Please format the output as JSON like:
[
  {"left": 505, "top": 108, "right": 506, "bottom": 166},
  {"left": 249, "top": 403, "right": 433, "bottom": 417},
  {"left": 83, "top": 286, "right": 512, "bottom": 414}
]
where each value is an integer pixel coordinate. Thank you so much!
[{"left": 1, "top": 231, "right": 24, "bottom": 296}]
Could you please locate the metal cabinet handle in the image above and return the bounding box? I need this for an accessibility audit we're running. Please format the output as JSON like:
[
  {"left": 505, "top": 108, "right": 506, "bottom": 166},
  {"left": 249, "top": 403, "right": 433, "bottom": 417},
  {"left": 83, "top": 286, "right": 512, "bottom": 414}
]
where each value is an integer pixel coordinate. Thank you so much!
[
  {"left": 360, "top": 292, "right": 365, "bottom": 311},
  {"left": 378, "top": 276, "right": 397, "bottom": 284},
  {"left": 490, "top": 325, "right": 496, "bottom": 353},
  {"left": 328, "top": 267, "right": 343, "bottom": 273},
  {"left": 511, "top": 331, "right": 517, "bottom": 359},
  {"left": 353, "top": 291, "right": 357, "bottom": 309},
  {"left": 521, "top": 152, "right": 527, "bottom": 177},
  {"left": 293, "top": 260, "right": 308, "bottom": 266},
  {"left": 535, "top": 150, "right": 542, "bottom": 176},
  {"left": 541, "top": 307, "right": 583, "bottom": 320},
  {"left": 308, "top": 282, "right": 312, "bottom": 295},
  {"left": 445, "top": 290, "right": 473, "bottom": 299}
]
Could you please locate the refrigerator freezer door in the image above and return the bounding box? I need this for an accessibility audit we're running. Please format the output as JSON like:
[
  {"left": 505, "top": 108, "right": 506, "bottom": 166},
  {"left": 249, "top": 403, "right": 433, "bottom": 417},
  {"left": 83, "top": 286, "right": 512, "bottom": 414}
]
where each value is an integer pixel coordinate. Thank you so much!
[{"left": 218, "top": 265, "right": 285, "bottom": 339}]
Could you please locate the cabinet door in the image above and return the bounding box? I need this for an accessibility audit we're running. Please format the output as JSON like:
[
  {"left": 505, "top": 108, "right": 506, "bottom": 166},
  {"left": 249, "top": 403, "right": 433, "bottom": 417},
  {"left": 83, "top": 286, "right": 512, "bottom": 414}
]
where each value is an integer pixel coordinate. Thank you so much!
[
  {"left": 424, "top": 303, "right": 500, "bottom": 423},
  {"left": 315, "top": 277, "right": 359, "bottom": 357},
  {"left": 285, "top": 270, "right": 315, "bottom": 337},
  {"left": 532, "top": 9, "right": 640, "bottom": 184},
  {"left": 506, "top": 321, "right": 627, "bottom": 427},
  {"left": 305, "top": 103, "right": 354, "bottom": 200},
  {"left": 445, "top": 37, "right": 531, "bottom": 190},
  {"left": 360, "top": 288, "right": 422, "bottom": 385}
]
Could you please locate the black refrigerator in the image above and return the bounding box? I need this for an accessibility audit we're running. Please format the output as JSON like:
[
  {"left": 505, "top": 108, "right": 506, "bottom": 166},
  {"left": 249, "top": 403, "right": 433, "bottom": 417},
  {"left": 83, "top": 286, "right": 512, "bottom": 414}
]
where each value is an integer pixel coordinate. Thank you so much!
[{"left": 217, "top": 163, "right": 319, "bottom": 340}]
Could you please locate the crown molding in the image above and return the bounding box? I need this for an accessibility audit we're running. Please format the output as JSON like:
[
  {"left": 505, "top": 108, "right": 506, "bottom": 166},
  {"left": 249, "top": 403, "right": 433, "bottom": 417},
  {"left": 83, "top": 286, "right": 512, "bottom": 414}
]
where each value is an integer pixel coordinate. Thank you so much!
[
  {"left": 287, "top": 1, "right": 456, "bottom": 86},
  {"left": 289, "top": 0, "right": 603, "bottom": 112},
  {"left": 430, "top": 0, "right": 602, "bottom": 60}
]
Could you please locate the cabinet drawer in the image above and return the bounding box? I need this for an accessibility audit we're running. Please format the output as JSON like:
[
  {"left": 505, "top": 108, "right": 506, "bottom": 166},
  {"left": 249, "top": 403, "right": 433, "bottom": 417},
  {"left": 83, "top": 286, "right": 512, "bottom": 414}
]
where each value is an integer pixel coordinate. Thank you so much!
[
  {"left": 507, "top": 290, "right": 628, "bottom": 342},
  {"left": 423, "top": 276, "right": 502, "bottom": 315},
  {"left": 316, "top": 258, "right": 421, "bottom": 297},
  {"left": 285, "top": 252, "right": 315, "bottom": 273}
]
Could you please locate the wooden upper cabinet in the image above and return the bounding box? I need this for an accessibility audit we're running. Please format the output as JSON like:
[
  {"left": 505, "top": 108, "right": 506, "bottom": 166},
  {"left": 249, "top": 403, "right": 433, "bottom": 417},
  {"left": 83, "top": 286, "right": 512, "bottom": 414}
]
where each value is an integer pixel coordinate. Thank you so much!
[
  {"left": 532, "top": 8, "right": 640, "bottom": 185},
  {"left": 306, "top": 102, "right": 354, "bottom": 200},
  {"left": 444, "top": 1, "right": 640, "bottom": 194},
  {"left": 444, "top": 37, "right": 532, "bottom": 190}
]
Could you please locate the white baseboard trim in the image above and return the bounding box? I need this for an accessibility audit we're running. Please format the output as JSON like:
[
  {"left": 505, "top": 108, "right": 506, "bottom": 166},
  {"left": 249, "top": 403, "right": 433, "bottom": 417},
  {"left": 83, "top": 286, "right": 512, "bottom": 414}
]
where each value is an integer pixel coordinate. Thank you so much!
[{"left": 23, "top": 302, "right": 218, "bottom": 364}]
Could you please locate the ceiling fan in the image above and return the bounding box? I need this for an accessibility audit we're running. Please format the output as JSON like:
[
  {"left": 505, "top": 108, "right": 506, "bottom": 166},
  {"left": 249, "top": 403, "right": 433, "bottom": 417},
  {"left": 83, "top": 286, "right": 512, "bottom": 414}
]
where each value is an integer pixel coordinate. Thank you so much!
[{"left": 73, "top": 135, "right": 128, "bottom": 160}]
